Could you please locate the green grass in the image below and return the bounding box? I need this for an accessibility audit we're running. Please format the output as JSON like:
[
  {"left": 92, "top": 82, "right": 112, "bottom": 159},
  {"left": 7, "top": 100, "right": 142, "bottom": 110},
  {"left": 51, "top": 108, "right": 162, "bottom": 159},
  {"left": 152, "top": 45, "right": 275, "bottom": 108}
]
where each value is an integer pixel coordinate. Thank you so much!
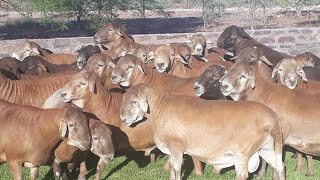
[{"left": 0, "top": 151, "right": 319, "bottom": 180}]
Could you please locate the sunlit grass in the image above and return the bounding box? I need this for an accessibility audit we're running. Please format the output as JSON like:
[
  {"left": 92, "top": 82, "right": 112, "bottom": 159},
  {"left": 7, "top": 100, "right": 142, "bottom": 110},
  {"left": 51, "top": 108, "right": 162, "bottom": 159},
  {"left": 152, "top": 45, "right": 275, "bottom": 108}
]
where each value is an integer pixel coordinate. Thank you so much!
[{"left": 0, "top": 151, "right": 319, "bottom": 180}]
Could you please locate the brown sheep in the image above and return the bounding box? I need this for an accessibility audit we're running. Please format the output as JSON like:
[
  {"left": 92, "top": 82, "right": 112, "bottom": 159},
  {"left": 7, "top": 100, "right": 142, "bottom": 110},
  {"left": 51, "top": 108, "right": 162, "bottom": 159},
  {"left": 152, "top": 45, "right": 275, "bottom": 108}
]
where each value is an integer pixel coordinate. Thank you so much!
[
  {"left": 234, "top": 46, "right": 274, "bottom": 82},
  {"left": 42, "top": 100, "right": 114, "bottom": 180},
  {"left": 94, "top": 23, "right": 133, "bottom": 59},
  {"left": 272, "top": 58, "right": 320, "bottom": 95},
  {"left": 217, "top": 25, "right": 291, "bottom": 65},
  {"left": 111, "top": 54, "right": 227, "bottom": 100},
  {"left": 152, "top": 44, "right": 232, "bottom": 78},
  {"left": 0, "top": 102, "right": 91, "bottom": 180},
  {"left": 294, "top": 52, "right": 320, "bottom": 69},
  {"left": 0, "top": 57, "right": 23, "bottom": 78},
  {"left": 52, "top": 119, "right": 114, "bottom": 180},
  {"left": 193, "top": 64, "right": 228, "bottom": 100},
  {"left": 14, "top": 40, "right": 77, "bottom": 64},
  {"left": 184, "top": 34, "right": 227, "bottom": 58},
  {"left": 119, "top": 84, "right": 284, "bottom": 180},
  {"left": 19, "top": 56, "right": 79, "bottom": 75},
  {"left": 0, "top": 72, "right": 73, "bottom": 107},
  {"left": 220, "top": 62, "right": 320, "bottom": 177},
  {"left": 76, "top": 44, "right": 102, "bottom": 69},
  {"left": 59, "top": 71, "right": 203, "bottom": 176},
  {"left": 82, "top": 53, "right": 119, "bottom": 91}
]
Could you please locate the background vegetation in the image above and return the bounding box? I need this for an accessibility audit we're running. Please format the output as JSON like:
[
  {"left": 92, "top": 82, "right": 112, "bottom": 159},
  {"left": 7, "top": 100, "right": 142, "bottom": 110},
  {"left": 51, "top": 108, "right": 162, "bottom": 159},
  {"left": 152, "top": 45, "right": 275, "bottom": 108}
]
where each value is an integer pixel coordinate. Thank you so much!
[{"left": 0, "top": 0, "right": 319, "bottom": 33}]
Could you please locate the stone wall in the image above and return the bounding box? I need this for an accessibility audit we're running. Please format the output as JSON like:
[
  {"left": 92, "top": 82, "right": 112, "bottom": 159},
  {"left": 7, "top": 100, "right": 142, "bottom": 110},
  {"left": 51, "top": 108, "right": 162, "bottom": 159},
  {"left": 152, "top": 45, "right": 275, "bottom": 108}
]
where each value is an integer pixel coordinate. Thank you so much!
[{"left": 0, "top": 27, "right": 319, "bottom": 58}]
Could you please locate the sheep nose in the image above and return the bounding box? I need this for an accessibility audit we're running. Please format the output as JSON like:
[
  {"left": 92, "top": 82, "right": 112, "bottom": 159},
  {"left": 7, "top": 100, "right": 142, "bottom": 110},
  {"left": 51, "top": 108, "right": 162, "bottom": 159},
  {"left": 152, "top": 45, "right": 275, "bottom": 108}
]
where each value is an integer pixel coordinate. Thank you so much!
[
  {"left": 111, "top": 75, "right": 118, "bottom": 81},
  {"left": 61, "top": 92, "right": 67, "bottom": 98},
  {"left": 93, "top": 34, "right": 98, "bottom": 39},
  {"left": 221, "top": 83, "right": 229, "bottom": 90},
  {"left": 196, "top": 48, "right": 202, "bottom": 52},
  {"left": 157, "top": 62, "right": 165, "bottom": 68}
]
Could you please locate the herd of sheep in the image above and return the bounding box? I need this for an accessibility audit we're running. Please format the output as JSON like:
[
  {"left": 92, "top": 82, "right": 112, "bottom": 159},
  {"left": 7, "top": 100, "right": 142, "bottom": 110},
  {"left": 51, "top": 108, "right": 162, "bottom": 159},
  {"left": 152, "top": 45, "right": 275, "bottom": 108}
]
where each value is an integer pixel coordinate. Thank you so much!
[{"left": 0, "top": 23, "right": 319, "bottom": 180}]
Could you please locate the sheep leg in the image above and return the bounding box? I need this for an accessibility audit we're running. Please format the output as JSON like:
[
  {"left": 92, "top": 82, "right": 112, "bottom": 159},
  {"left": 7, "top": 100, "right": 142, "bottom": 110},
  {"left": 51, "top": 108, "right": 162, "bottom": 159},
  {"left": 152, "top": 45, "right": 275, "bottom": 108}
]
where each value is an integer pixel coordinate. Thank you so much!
[
  {"left": 30, "top": 167, "right": 39, "bottom": 180},
  {"left": 67, "top": 163, "right": 75, "bottom": 172},
  {"left": 256, "top": 160, "right": 267, "bottom": 179},
  {"left": 8, "top": 161, "right": 23, "bottom": 180},
  {"left": 234, "top": 159, "right": 249, "bottom": 180},
  {"left": 52, "top": 159, "right": 61, "bottom": 180},
  {"left": 144, "top": 146, "right": 157, "bottom": 163},
  {"left": 163, "top": 155, "right": 171, "bottom": 171},
  {"left": 95, "top": 158, "right": 106, "bottom": 180},
  {"left": 169, "top": 149, "right": 183, "bottom": 180},
  {"left": 78, "top": 161, "right": 87, "bottom": 180},
  {"left": 294, "top": 152, "right": 303, "bottom": 171},
  {"left": 306, "top": 155, "right": 314, "bottom": 176},
  {"left": 192, "top": 157, "right": 203, "bottom": 176}
]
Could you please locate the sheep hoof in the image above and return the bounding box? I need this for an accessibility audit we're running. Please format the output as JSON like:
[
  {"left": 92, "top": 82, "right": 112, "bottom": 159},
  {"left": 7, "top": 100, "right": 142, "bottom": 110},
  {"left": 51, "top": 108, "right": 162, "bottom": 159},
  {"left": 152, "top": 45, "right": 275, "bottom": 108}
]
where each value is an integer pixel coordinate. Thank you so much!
[
  {"left": 306, "top": 171, "right": 314, "bottom": 176},
  {"left": 212, "top": 166, "right": 221, "bottom": 174},
  {"left": 294, "top": 166, "right": 302, "bottom": 172}
]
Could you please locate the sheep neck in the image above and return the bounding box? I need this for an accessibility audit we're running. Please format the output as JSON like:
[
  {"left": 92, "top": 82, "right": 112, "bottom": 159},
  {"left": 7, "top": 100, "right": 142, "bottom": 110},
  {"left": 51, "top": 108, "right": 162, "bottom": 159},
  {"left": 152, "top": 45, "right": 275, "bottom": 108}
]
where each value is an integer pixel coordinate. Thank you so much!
[{"left": 84, "top": 80, "right": 122, "bottom": 127}]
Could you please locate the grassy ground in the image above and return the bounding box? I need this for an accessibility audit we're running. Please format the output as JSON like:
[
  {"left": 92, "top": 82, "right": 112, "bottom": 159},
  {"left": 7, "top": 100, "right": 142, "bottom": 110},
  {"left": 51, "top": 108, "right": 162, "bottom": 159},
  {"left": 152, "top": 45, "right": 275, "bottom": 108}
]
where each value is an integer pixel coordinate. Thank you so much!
[{"left": 0, "top": 151, "right": 319, "bottom": 180}]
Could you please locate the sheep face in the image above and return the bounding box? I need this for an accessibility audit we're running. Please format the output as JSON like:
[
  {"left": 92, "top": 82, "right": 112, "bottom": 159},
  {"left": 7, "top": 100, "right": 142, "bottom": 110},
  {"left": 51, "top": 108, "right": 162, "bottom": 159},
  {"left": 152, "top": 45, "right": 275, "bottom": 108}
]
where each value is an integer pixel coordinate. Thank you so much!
[
  {"left": 235, "top": 46, "right": 273, "bottom": 67},
  {"left": 111, "top": 55, "right": 144, "bottom": 87},
  {"left": 189, "top": 34, "right": 207, "bottom": 56},
  {"left": 153, "top": 45, "right": 175, "bottom": 73},
  {"left": 194, "top": 65, "right": 227, "bottom": 97},
  {"left": 90, "top": 121, "right": 114, "bottom": 163},
  {"left": 128, "top": 43, "right": 149, "bottom": 63},
  {"left": 217, "top": 25, "right": 252, "bottom": 52},
  {"left": 174, "top": 44, "right": 192, "bottom": 65},
  {"left": 60, "top": 71, "right": 97, "bottom": 108},
  {"left": 76, "top": 45, "right": 101, "bottom": 69},
  {"left": 295, "top": 52, "right": 320, "bottom": 69},
  {"left": 94, "top": 23, "right": 126, "bottom": 44},
  {"left": 20, "top": 56, "right": 49, "bottom": 75},
  {"left": 62, "top": 108, "right": 91, "bottom": 151},
  {"left": 83, "top": 53, "right": 115, "bottom": 78},
  {"left": 219, "top": 62, "right": 256, "bottom": 101},
  {"left": 272, "top": 58, "right": 307, "bottom": 89},
  {"left": 120, "top": 85, "right": 148, "bottom": 127},
  {"left": 14, "top": 41, "right": 42, "bottom": 60}
]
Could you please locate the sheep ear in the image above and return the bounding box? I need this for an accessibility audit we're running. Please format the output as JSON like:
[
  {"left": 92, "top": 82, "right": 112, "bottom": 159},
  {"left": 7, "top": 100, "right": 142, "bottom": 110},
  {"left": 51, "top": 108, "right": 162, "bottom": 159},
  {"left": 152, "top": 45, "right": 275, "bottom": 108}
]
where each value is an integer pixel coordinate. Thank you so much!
[
  {"left": 59, "top": 121, "right": 68, "bottom": 137},
  {"left": 271, "top": 67, "right": 278, "bottom": 79},
  {"left": 176, "top": 55, "right": 188, "bottom": 64},
  {"left": 137, "top": 64, "right": 145, "bottom": 74},
  {"left": 260, "top": 56, "right": 273, "bottom": 66},
  {"left": 219, "top": 73, "right": 228, "bottom": 83},
  {"left": 88, "top": 78, "right": 96, "bottom": 93},
  {"left": 238, "top": 28, "right": 253, "bottom": 40},
  {"left": 36, "top": 46, "right": 44, "bottom": 56},
  {"left": 249, "top": 74, "right": 256, "bottom": 88},
  {"left": 108, "top": 61, "right": 116, "bottom": 68},
  {"left": 198, "top": 57, "right": 208, "bottom": 62},
  {"left": 139, "top": 97, "right": 149, "bottom": 113},
  {"left": 76, "top": 45, "right": 84, "bottom": 53},
  {"left": 11, "top": 52, "right": 21, "bottom": 60},
  {"left": 298, "top": 68, "right": 308, "bottom": 82}
]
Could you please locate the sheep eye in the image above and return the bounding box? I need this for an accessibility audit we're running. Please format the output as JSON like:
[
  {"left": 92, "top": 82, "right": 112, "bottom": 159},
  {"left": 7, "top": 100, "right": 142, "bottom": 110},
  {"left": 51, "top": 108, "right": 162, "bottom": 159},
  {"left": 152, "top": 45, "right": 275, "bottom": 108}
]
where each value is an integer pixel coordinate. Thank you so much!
[
  {"left": 79, "top": 82, "right": 86, "bottom": 86},
  {"left": 98, "top": 64, "right": 104, "bottom": 67},
  {"left": 239, "top": 75, "right": 246, "bottom": 79},
  {"left": 133, "top": 100, "right": 138, "bottom": 104},
  {"left": 93, "top": 137, "right": 100, "bottom": 141},
  {"left": 278, "top": 69, "right": 283, "bottom": 72},
  {"left": 69, "top": 124, "right": 74, "bottom": 128}
]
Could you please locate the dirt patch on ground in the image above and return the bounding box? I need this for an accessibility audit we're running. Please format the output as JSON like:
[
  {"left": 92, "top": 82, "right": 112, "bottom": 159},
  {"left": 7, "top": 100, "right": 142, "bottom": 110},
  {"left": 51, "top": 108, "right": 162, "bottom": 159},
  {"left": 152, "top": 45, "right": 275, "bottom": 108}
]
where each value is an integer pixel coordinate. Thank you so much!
[{"left": 0, "top": 8, "right": 319, "bottom": 40}]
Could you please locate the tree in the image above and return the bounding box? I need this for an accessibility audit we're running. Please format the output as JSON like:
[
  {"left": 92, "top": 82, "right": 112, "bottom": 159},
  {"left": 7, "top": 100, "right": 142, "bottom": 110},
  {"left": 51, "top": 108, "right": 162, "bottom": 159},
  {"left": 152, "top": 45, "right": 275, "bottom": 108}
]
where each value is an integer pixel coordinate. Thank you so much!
[{"left": 129, "top": 0, "right": 172, "bottom": 33}]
